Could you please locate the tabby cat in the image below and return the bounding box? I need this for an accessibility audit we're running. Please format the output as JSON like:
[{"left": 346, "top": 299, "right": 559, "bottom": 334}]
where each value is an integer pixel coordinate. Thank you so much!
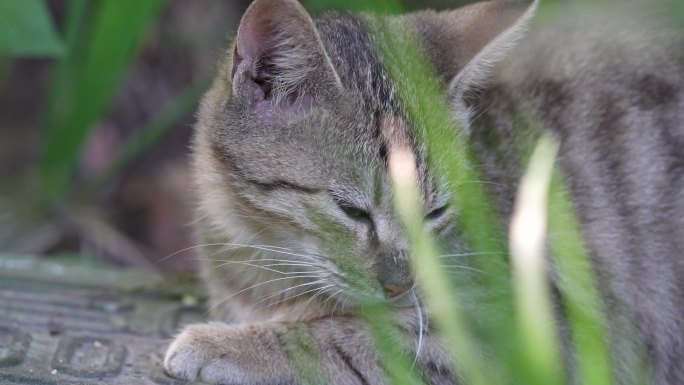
[{"left": 163, "top": 0, "right": 684, "bottom": 383}]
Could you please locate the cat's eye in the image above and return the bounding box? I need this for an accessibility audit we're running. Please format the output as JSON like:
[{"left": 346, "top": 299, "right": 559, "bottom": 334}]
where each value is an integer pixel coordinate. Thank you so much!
[
  {"left": 339, "top": 204, "right": 371, "bottom": 221},
  {"left": 426, "top": 204, "right": 448, "bottom": 221}
]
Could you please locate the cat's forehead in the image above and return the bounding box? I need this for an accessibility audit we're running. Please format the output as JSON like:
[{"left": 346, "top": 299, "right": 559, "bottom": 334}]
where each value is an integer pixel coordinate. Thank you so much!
[
  {"left": 211, "top": 11, "right": 435, "bottom": 196},
  {"left": 312, "top": 12, "right": 422, "bottom": 168},
  {"left": 314, "top": 12, "right": 402, "bottom": 115}
]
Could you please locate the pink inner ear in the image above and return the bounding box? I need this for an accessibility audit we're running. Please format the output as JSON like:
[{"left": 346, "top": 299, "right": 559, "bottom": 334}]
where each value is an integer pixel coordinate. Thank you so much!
[
  {"left": 253, "top": 92, "right": 316, "bottom": 125},
  {"left": 235, "top": 6, "right": 273, "bottom": 67},
  {"left": 230, "top": 0, "right": 320, "bottom": 122},
  {"left": 232, "top": 20, "right": 263, "bottom": 81},
  {"left": 232, "top": 14, "right": 276, "bottom": 100}
]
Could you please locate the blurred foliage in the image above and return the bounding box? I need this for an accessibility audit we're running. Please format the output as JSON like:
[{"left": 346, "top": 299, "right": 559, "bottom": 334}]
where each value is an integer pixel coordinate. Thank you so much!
[
  {"left": 2, "top": 0, "right": 208, "bottom": 205},
  {"left": 0, "top": 0, "right": 64, "bottom": 56},
  {"left": 0, "top": 0, "right": 214, "bottom": 268},
  {"left": 41, "top": 0, "right": 167, "bottom": 201}
]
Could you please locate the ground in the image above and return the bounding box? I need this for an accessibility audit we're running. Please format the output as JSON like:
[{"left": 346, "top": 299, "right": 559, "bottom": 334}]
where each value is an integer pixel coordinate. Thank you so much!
[{"left": 0, "top": 253, "right": 208, "bottom": 385}]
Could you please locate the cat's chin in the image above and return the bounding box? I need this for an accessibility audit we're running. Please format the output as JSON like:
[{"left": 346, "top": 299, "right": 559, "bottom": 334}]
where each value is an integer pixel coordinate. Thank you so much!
[
  {"left": 387, "top": 296, "right": 417, "bottom": 309},
  {"left": 345, "top": 289, "right": 418, "bottom": 310}
]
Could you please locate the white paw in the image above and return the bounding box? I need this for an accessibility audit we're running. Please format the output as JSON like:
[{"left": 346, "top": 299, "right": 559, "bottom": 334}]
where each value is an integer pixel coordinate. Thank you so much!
[{"left": 163, "top": 322, "right": 293, "bottom": 385}]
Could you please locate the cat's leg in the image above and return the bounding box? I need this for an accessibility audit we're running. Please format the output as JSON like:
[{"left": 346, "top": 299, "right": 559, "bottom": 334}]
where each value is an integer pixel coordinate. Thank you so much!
[{"left": 164, "top": 317, "right": 452, "bottom": 385}]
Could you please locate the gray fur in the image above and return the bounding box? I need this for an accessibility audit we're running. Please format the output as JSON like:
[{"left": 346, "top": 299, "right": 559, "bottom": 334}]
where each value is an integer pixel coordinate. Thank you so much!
[
  {"left": 164, "top": 1, "right": 684, "bottom": 384},
  {"left": 473, "top": 11, "right": 684, "bottom": 384}
]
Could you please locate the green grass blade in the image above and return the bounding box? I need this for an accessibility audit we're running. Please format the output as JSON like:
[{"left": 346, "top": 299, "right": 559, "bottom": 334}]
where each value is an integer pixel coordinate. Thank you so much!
[
  {"left": 309, "top": 208, "right": 427, "bottom": 385},
  {"left": 43, "top": 0, "right": 89, "bottom": 146},
  {"left": 40, "top": 0, "right": 166, "bottom": 202},
  {"left": 362, "top": 303, "right": 427, "bottom": 385},
  {"left": 548, "top": 175, "right": 614, "bottom": 385},
  {"left": 370, "top": 14, "right": 518, "bottom": 382},
  {"left": 509, "top": 134, "right": 564, "bottom": 385},
  {"left": 389, "top": 148, "right": 495, "bottom": 385},
  {"left": 0, "top": 0, "right": 64, "bottom": 57}
]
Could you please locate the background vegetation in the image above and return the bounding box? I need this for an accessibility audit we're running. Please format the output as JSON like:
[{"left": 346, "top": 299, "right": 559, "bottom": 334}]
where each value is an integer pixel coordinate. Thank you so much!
[
  {"left": 0, "top": 0, "right": 478, "bottom": 272},
  {"left": 0, "top": 0, "right": 681, "bottom": 384}
]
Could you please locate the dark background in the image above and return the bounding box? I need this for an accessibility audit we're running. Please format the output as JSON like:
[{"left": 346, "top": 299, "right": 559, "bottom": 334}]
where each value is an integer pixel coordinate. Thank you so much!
[{"left": 0, "top": 0, "right": 473, "bottom": 272}]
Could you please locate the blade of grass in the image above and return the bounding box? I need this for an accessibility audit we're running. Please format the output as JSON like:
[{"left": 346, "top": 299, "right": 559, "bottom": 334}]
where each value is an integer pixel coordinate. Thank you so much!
[
  {"left": 299, "top": 1, "right": 619, "bottom": 385},
  {"left": 43, "top": 0, "right": 89, "bottom": 147},
  {"left": 548, "top": 172, "right": 614, "bottom": 385},
  {"left": 308, "top": 0, "right": 488, "bottom": 384},
  {"left": 389, "top": 147, "right": 495, "bottom": 385},
  {"left": 280, "top": 323, "right": 331, "bottom": 385},
  {"left": 362, "top": 302, "right": 427, "bottom": 385},
  {"left": 370, "top": 12, "right": 517, "bottom": 382},
  {"left": 0, "top": 0, "right": 64, "bottom": 57},
  {"left": 40, "top": 0, "right": 166, "bottom": 202},
  {"left": 310, "top": 207, "right": 427, "bottom": 385},
  {"left": 509, "top": 133, "right": 563, "bottom": 385}
]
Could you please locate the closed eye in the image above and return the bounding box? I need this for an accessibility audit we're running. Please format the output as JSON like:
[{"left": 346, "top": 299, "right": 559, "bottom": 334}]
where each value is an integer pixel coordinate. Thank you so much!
[
  {"left": 425, "top": 204, "right": 448, "bottom": 221},
  {"left": 338, "top": 203, "right": 371, "bottom": 222}
]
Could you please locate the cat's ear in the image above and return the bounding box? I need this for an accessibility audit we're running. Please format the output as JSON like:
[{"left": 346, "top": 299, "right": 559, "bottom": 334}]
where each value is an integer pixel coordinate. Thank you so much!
[
  {"left": 231, "top": 0, "right": 341, "bottom": 120},
  {"left": 414, "top": 0, "right": 538, "bottom": 97}
]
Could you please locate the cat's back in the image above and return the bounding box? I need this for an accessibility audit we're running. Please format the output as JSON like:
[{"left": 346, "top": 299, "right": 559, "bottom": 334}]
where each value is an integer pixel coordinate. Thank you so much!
[
  {"left": 493, "top": 8, "right": 684, "bottom": 130},
  {"left": 478, "top": 8, "right": 684, "bottom": 384},
  {"left": 481, "top": 7, "right": 684, "bottom": 244}
]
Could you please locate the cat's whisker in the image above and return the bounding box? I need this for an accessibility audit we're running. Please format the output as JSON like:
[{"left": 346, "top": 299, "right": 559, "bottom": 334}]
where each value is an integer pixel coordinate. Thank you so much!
[
  {"left": 437, "top": 251, "right": 505, "bottom": 258},
  {"left": 469, "top": 101, "right": 495, "bottom": 125},
  {"left": 207, "top": 275, "right": 321, "bottom": 314},
  {"left": 340, "top": 296, "right": 349, "bottom": 314},
  {"left": 411, "top": 290, "right": 425, "bottom": 369},
  {"left": 256, "top": 284, "right": 334, "bottom": 312},
  {"left": 208, "top": 259, "right": 324, "bottom": 276},
  {"left": 195, "top": 243, "right": 323, "bottom": 268},
  {"left": 298, "top": 285, "right": 335, "bottom": 310},
  {"left": 230, "top": 264, "right": 326, "bottom": 277},
  {"left": 200, "top": 254, "right": 318, "bottom": 270},
  {"left": 160, "top": 241, "right": 289, "bottom": 266},
  {"left": 319, "top": 288, "right": 343, "bottom": 309},
  {"left": 295, "top": 285, "right": 335, "bottom": 305},
  {"left": 456, "top": 180, "right": 506, "bottom": 187},
  {"left": 253, "top": 279, "right": 329, "bottom": 306},
  {"left": 201, "top": 242, "right": 298, "bottom": 255},
  {"left": 442, "top": 264, "right": 487, "bottom": 275},
  {"left": 198, "top": 257, "right": 317, "bottom": 267},
  {"left": 202, "top": 259, "right": 320, "bottom": 276},
  {"left": 180, "top": 242, "right": 335, "bottom": 276},
  {"left": 156, "top": 242, "right": 240, "bottom": 265},
  {"left": 327, "top": 290, "right": 345, "bottom": 319},
  {"left": 259, "top": 262, "right": 321, "bottom": 268},
  {"left": 209, "top": 260, "right": 320, "bottom": 275},
  {"left": 218, "top": 243, "right": 328, "bottom": 264}
]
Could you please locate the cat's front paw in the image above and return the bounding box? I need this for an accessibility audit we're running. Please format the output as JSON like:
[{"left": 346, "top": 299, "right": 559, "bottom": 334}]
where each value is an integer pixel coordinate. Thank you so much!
[
  {"left": 164, "top": 322, "right": 294, "bottom": 385},
  {"left": 164, "top": 322, "right": 238, "bottom": 382}
]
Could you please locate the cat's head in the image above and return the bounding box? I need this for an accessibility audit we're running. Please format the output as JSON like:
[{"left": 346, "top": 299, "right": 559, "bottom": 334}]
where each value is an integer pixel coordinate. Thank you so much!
[{"left": 193, "top": 0, "right": 536, "bottom": 306}]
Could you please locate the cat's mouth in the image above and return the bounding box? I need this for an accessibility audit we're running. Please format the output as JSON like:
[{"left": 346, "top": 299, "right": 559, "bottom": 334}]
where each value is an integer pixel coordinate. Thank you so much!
[
  {"left": 344, "top": 284, "right": 418, "bottom": 309},
  {"left": 386, "top": 287, "right": 418, "bottom": 308}
]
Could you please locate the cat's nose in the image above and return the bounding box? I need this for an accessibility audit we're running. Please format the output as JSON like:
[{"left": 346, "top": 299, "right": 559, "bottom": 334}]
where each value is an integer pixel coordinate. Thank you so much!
[
  {"left": 377, "top": 249, "right": 414, "bottom": 298},
  {"left": 382, "top": 282, "right": 413, "bottom": 297}
]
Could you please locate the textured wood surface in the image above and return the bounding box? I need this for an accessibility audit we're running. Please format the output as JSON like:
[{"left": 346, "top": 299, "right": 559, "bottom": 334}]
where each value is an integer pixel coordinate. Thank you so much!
[{"left": 0, "top": 254, "right": 207, "bottom": 385}]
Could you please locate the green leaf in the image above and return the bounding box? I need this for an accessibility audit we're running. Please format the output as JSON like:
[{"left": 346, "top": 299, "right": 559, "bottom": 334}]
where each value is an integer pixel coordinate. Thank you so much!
[
  {"left": 0, "top": 0, "right": 64, "bottom": 56},
  {"left": 40, "top": 0, "right": 166, "bottom": 202}
]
